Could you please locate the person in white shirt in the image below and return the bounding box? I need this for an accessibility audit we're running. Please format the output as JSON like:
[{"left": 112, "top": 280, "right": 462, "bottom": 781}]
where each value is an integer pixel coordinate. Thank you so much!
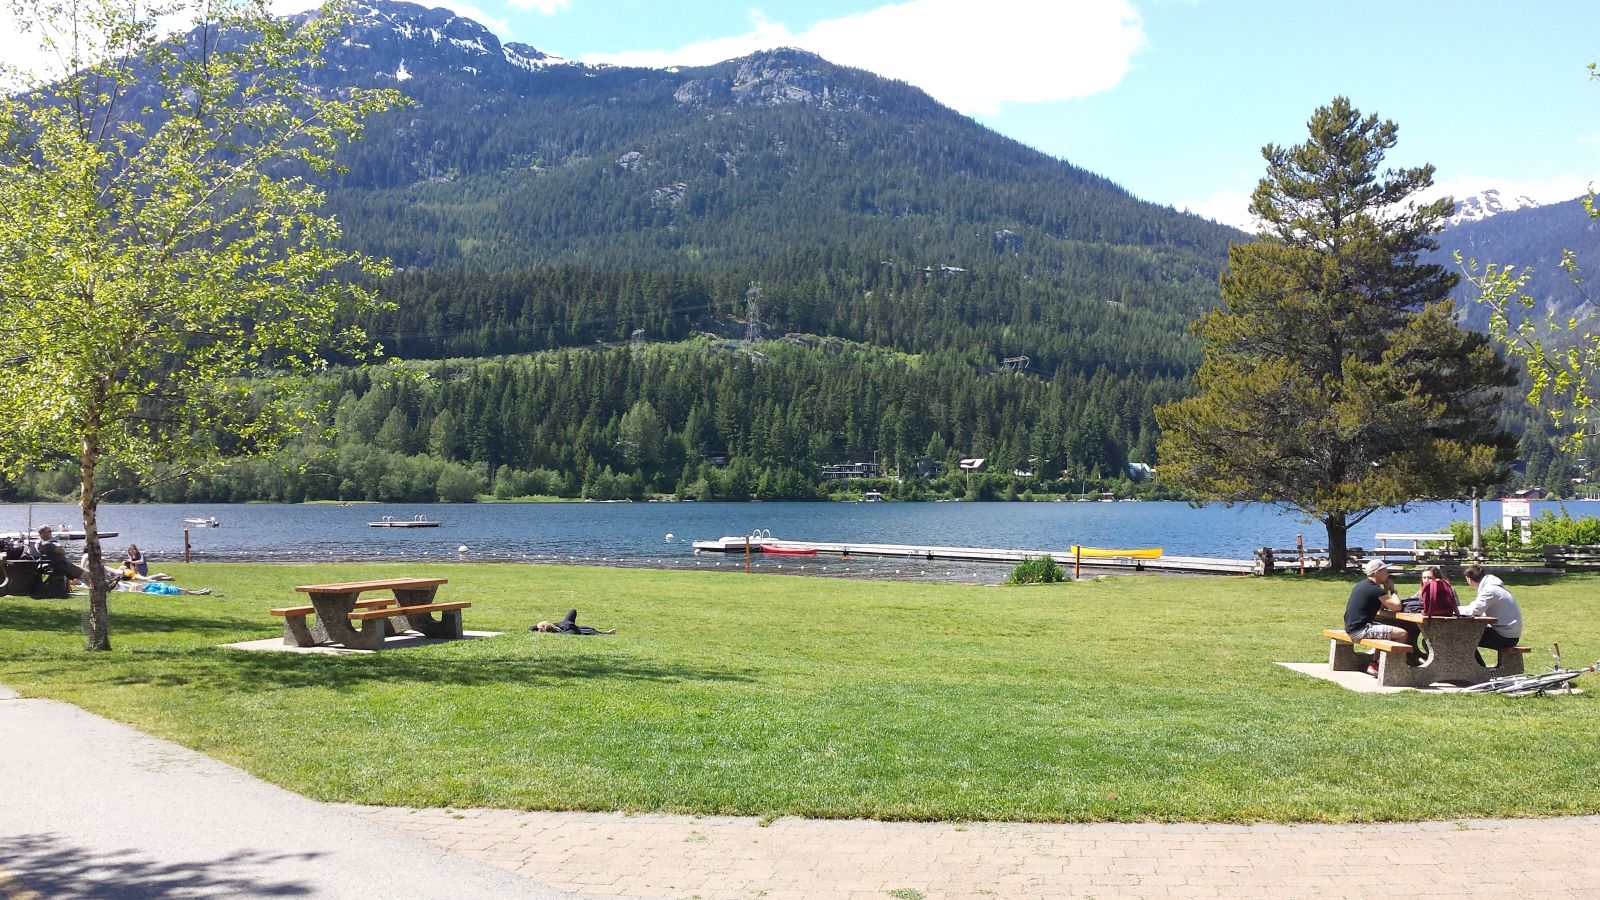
[{"left": 1459, "top": 563, "right": 1522, "bottom": 653}]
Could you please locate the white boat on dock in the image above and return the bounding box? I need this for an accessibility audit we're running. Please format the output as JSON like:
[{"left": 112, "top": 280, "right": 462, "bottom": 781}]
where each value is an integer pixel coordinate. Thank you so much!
[{"left": 368, "top": 515, "right": 442, "bottom": 528}]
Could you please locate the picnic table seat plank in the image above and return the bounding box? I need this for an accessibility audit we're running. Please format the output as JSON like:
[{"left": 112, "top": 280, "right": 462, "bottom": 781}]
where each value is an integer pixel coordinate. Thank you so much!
[
  {"left": 345, "top": 600, "right": 470, "bottom": 621},
  {"left": 270, "top": 597, "right": 395, "bottom": 617}
]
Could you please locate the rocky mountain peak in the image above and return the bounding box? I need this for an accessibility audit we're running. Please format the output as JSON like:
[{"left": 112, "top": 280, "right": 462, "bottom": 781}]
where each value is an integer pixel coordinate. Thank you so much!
[
  {"left": 311, "top": 0, "right": 571, "bottom": 86},
  {"left": 672, "top": 48, "right": 884, "bottom": 113},
  {"left": 1448, "top": 188, "right": 1542, "bottom": 226}
]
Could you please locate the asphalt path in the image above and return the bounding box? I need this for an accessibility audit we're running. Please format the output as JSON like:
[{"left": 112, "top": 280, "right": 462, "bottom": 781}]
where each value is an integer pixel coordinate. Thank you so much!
[{"left": 0, "top": 684, "right": 572, "bottom": 900}]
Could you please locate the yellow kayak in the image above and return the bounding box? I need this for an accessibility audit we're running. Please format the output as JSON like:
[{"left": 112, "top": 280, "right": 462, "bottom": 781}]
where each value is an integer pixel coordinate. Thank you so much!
[{"left": 1070, "top": 545, "right": 1163, "bottom": 559}]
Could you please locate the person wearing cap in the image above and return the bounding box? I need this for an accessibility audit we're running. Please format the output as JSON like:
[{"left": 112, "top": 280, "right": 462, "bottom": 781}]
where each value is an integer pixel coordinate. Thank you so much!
[{"left": 1344, "top": 559, "right": 1408, "bottom": 672}]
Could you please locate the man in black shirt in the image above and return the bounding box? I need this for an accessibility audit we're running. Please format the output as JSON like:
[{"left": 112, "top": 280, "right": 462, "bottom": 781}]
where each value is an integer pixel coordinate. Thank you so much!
[{"left": 1344, "top": 559, "right": 1408, "bottom": 672}]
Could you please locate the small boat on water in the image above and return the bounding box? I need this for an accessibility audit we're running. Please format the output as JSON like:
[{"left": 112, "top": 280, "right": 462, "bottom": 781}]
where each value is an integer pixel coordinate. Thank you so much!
[
  {"left": 184, "top": 517, "right": 220, "bottom": 527},
  {"left": 368, "top": 515, "right": 442, "bottom": 528},
  {"left": 760, "top": 542, "right": 818, "bottom": 555}
]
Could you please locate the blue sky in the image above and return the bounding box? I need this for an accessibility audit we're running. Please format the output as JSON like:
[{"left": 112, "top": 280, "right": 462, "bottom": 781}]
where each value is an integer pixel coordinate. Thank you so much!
[
  {"left": 5, "top": 0, "right": 1596, "bottom": 227},
  {"left": 431, "top": 0, "right": 1600, "bottom": 228}
]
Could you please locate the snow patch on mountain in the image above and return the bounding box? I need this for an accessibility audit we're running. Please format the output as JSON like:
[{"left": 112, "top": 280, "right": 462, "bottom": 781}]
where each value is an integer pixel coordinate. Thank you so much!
[
  {"left": 1448, "top": 189, "right": 1541, "bottom": 226},
  {"left": 504, "top": 42, "right": 569, "bottom": 71}
]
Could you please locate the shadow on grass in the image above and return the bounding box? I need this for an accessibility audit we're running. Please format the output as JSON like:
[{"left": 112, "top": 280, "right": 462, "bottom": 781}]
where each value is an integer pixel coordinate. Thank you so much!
[
  {"left": 0, "top": 832, "right": 316, "bottom": 898},
  {"left": 55, "top": 645, "right": 763, "bottom": 694},
  {"left": 0, "top": 600, "right": 258, "bottom": 637}
]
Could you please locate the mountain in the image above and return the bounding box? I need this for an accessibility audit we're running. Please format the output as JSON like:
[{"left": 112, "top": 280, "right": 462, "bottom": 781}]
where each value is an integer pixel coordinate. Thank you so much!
[
  {"left": 1434, "top": 196, "right": 1599, "bottom": 331},
  {"left": 1446, "top": 188, "right": 1543, "bottom": 227},
  {"left": 283, "top": 2, "right": 1244, "bottom": 382},
  {"left": 8, "top": 1, "right": 1256, "bottom": 502}
]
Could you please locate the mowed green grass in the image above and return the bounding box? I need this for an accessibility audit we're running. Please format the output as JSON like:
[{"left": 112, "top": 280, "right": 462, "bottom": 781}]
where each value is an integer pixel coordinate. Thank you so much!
[{"left": 2, "top": 563, "right": 1597, "bottom": 823}]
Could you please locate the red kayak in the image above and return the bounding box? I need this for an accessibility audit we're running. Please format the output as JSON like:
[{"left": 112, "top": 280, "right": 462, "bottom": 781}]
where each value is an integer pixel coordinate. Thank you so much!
[{"left": 760, "top": 543, "right": 818, "bottom": 555}]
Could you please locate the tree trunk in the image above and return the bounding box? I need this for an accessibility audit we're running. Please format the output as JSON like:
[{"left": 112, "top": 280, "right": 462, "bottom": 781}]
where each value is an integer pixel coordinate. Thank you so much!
[
  {"left": 81, "top": 440, "right": 110, "bottom": 652},
  {"left": 1325, "top": 513, "right": 1349, "bottom": 572}
]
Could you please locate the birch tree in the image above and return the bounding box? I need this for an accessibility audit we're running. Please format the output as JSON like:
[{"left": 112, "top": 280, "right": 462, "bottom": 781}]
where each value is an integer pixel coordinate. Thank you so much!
[{"left": 0, "top": 0, "right": 400, "bottom": 649}]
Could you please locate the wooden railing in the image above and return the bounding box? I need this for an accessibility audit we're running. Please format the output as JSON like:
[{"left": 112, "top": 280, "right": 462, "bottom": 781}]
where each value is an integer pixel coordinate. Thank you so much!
[{"left": 1255, "top": 541, "right": 1600, "bottom": 574}]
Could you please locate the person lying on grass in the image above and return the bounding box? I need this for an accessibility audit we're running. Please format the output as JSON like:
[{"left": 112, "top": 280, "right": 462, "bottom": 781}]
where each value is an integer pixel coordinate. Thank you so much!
[{"left": 530, "top": 608, "right": 614, "bottom": 634}]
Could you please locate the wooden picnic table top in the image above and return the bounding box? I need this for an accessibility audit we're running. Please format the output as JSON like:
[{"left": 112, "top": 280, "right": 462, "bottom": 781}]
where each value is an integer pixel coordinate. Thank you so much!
[
  {"left": 1382, "top": 611, "right": 1496, "bottom": 625},
  {"left": 294, "top": 577, "right": 448, "bottom": 594}
]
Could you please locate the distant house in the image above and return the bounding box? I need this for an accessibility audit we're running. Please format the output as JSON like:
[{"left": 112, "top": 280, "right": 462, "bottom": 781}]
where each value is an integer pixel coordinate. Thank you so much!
[
  {"left": 1509, "top": 486, "right": 1548, "bottom": 500},
  {"left": 1126, "top": 462, "right": 1153, "bottom": 481},
  {"left": 914, "top": 457, "right": 941, "bottom": 479},
  {"left": 820, "top": 461, "right": 880, "bottom": 480},
  {"left": 958, "top": 458, "right": 987, "bottom": 473}
]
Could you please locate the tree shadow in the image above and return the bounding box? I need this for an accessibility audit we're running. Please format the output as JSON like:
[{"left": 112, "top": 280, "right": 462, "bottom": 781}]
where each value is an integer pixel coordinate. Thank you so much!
[
  {"left": 70, "top": 644, "right": 762, "bottom": 695},
  {"left": 0, "top": 832, "right": 316, "bottom": 898},
  {"left": 0, "top": 600, "right": 259, "bottom": 638}
]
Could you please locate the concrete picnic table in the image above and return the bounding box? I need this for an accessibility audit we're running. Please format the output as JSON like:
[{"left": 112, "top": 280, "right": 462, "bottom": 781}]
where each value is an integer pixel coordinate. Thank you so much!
[
  {"left": 277, "top": 577, "right": 466, "bottom": 651},
  {"left": 1373, "top": 610, "right": 1525, "bottom": 688}
]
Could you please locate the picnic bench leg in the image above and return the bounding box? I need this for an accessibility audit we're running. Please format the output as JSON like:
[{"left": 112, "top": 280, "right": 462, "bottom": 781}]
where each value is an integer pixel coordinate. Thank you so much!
[
  {"left": 1490, "top": 648, "right": 1526, "bottom": 677},
  {"left": 404, "top": 608, "right": 463, "bottom": 639},
  {"left": 282, "top": 614, "right": 317, "bottom": 647},
  {"left": 1329, "top": 639, "right": 1363, "bottom": 671},
  {"left": 389, "top": 585, "right": 461, "bottom": 639},
  {"left": 308, "top": 592, "right": 385, "bottom": 651},
  {"left": 1376, "top": 649, "right": 1426, "bottom": 688}
]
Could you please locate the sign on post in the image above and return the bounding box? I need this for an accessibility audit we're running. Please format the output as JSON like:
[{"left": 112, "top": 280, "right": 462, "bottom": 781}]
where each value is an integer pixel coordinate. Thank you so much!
[{"left": 1501, "top": 498, "right": 1533, "bottom": 544}]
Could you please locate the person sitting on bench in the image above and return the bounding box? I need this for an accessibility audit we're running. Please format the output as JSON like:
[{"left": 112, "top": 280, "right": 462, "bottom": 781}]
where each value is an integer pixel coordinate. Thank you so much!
[
  {"left": 1344, "top": 559, "right": 1406, "bottom": 675},
  {"left": 36, "top": 526, "right": 84, "bottom": 582},
  {"left": 530, "top": 609, "right": 614, "bottom": 634},
  {"left": 1459, "top": 563, "right": 1522, "bottom": 655}
]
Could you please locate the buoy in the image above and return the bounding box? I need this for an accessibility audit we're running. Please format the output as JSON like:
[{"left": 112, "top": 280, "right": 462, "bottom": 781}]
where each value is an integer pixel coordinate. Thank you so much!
[
  {"left": 457, "top": 545, "right": 468, "bottom": 553},
  {"left": 665, "top": 532, "right": 674, "bottom": 542}
]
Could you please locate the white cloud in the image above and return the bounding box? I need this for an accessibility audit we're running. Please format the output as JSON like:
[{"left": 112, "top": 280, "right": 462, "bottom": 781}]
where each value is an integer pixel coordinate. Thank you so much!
[
  {"left": 582, "top": 0, "right": 1145, "bottom": 115},
  {"left": 1175, "top": 187, "right": 1257, "bottom": 232},
  {"left": 505, "top": 0, "right": 569, "bottom": 13}
]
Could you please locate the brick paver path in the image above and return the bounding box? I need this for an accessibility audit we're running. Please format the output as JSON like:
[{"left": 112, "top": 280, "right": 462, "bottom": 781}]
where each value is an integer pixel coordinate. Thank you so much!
[{"left": 355, "top": 806, "right": 1600, "bottom": 899}]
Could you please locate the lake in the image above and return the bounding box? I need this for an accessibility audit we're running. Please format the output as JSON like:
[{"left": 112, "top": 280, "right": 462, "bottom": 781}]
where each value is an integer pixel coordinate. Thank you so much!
[{"left": 0, "top": 498, "right": 1553, "bottom": 583}]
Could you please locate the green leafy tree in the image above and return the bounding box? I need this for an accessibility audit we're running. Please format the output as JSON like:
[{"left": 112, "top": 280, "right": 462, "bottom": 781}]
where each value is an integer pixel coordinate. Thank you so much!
[
  {"left": 0, "top": 0, "right": 400, "bottom": 649},
  {"left": 1156, "top": 97, "right": 1516, "bottom": 569}
]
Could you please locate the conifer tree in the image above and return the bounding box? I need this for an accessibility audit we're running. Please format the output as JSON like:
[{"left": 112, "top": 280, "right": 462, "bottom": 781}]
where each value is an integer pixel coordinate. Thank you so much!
[{"left": 1156, "top": 97, "right": 1516, "bottom": 569}]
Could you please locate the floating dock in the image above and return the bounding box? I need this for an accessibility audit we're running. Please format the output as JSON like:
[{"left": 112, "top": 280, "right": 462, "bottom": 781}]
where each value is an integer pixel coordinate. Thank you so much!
[
  {"left": 368, "top": 516, "right": 442, "bottom": 528},
  {"left": 691, "top": 536, "right": 1255, "bottom": 575}
]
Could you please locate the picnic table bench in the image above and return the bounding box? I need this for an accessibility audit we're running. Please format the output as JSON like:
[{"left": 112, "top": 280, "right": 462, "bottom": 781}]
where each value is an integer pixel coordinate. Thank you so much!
[
  {"left": 271, "top": 577, "right": 468, "bottom": 650},
  {"left": 1323, "top": 612, "right": 1529, "bottom": 688}
]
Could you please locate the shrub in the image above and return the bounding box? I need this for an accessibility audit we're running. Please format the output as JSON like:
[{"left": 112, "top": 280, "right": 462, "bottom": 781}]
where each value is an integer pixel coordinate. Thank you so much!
[{"left": 1006, "top": 555, "right": 1065, "bottom": 585}]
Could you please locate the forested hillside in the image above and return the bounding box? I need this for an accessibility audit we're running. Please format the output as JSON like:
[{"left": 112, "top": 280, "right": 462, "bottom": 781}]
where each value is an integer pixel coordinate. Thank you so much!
[{"left": 8, "top": 341, "right": 1180, "bottom": 503}]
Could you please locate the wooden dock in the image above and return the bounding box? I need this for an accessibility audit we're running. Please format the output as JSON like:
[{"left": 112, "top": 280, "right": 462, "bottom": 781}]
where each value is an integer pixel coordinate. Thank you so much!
[{"left": 690, "top": 536, "right": 1255, "bottom": 575}]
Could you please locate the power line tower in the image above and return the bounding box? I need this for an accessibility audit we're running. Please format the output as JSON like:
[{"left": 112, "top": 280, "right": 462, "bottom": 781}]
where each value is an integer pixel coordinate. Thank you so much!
[{"left": 745, "top": 282, "right": 762, "bottom": 344}]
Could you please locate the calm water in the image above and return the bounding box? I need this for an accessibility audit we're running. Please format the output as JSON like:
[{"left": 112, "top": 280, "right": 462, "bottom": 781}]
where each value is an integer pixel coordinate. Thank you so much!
[{"left": 0, "top": 498, "right": 1548, "bottom": 583}]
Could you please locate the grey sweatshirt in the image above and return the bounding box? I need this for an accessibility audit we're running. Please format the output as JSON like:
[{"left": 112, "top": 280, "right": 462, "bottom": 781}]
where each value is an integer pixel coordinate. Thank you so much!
[{"left": 1459, "top": 573, "right": 1523, "bottom": 639}]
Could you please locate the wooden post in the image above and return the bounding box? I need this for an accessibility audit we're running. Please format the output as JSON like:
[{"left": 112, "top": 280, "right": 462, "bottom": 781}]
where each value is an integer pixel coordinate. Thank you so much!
[
  {"left": 183, "top": 528, "right": 191, "bottom": 563},
  {"left": 1297, "top": 533, "right": 1305, "bottom": 576},
  {"left": 1073, "top": 545, "right": 1081, "bottom": 580},
  {"left": 745, "top": 534, "right": 751, "bottom": 574}
]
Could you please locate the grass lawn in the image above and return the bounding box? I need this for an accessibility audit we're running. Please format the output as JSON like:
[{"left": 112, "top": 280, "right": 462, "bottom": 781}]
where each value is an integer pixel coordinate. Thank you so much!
[{"left": 2, "top": 563, "right": 1597, "bottom": 823}]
